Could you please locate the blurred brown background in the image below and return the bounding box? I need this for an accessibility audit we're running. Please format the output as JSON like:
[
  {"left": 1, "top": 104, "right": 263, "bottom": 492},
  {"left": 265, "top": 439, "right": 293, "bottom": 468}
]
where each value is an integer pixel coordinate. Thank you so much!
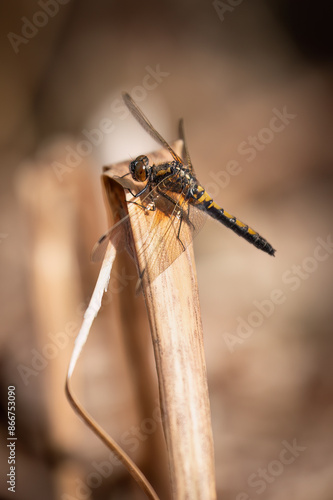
[{"left": 1, "top": 1, "right": 333, "bottom": 499}]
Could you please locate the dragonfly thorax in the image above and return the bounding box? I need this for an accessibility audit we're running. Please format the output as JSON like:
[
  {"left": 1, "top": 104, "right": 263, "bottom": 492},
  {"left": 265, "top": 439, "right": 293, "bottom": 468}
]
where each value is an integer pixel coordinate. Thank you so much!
[{"left": 130, "top": 155, "right": 150, "bottom": 182}]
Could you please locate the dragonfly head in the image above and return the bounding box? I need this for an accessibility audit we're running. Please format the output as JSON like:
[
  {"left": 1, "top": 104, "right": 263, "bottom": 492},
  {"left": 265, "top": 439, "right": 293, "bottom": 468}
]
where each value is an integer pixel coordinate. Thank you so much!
[{"left": 129, "top": 155, "right": 150, "bottom": 182}]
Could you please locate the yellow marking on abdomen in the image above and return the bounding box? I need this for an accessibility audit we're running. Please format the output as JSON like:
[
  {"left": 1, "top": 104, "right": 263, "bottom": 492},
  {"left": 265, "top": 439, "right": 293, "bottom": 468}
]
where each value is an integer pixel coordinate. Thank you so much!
[
  {"left": 196, "top": 188, "right": 213, "bottom": 204},
  {"left": 196, "top": 188, "right": 223, "bottom": 211},
  {"left": 235, "top": 219, "right": 246, "bottom": 228},
  {"left": 207, "top": 200, "right": 220, "bottom": 209},
  {"left": 195, "top": 189, "right": 258, "bottom": 236},
  {"left": 235, "top": 219, "right": 257, "bottom": 235}
]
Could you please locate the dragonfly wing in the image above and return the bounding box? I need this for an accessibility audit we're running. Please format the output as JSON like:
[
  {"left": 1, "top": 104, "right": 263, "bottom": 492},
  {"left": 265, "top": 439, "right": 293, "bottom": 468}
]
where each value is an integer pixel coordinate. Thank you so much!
[
  {"left": 91, "top": 175, "right": 152, "bottom": 263},
  {"left": 91, "top": 214, "right": 134, "bottom": 262},
  {"left": 123, "top": 92, "right": 184, "bottom": 165},
  {"left": 132, "top": 185, "right": 206, "bottom": 283},
  {"left": 92, "top": 175, "right": 206, "bottom": 282},
  {"left": 91, "top": 227, "right": 113, "bottom": 262},
  {"left": 178, "top": 118, "right": 194, "bottom": 173}
]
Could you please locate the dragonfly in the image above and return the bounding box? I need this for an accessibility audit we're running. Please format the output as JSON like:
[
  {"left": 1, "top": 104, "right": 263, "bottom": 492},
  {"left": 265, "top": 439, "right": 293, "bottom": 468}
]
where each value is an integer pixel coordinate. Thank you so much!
[{"left": 93, "top": 92, "right": 275, "bottom": 283}]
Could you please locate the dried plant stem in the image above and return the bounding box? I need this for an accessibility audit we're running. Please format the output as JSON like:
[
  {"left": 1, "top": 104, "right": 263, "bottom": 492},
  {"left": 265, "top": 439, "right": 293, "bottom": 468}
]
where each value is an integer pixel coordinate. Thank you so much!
[
  {"left": 104, "top": 142, "right": 217, "bottom": 499},
  {"left": 140, "top": 249, "right": 216, "bottom": 499}
]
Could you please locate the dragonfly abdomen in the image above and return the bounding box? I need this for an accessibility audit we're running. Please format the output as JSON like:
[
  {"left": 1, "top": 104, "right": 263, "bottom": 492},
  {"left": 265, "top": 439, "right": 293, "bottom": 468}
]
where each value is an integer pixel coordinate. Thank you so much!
[{"left": 191, "top": 186, "right": 275, "bottom": 256}]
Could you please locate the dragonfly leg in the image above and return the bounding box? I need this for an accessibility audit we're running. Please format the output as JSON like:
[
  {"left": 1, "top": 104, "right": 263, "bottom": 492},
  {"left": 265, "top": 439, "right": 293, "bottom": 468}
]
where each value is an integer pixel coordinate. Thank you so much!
[
  {"left": 185, "top": 201, "right": 195, "bottom": 231},
  {"left": 126, "top": 183, "right": 150, "bottom": 198},
  {"left": 134, "top": 184, "right": 150, "bottom": 198},
  {"left": 126, "top": 183, "right": 156, "bottom": 211},
  {"left": 174, "top": 197, "right": 196, "bottom": 251},
  {"left": 176, "top": 212, "right": 186, "bottom": 251},
  {"left": 128, "top": 198, "right": 156, "bottom": 212}
]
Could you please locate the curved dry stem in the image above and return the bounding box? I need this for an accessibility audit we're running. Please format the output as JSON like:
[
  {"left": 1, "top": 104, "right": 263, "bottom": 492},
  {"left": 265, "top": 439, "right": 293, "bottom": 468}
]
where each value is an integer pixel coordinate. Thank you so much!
[
  {"left": 65, "top": 378, "right": 159, "bottom": 500},
  {"left": 65, "top": 239, "right": 159, "bottom": 499}
]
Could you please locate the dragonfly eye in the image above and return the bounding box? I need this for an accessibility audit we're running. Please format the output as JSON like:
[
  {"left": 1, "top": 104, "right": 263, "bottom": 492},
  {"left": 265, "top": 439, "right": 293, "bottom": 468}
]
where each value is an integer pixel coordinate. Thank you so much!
[{"left": 130, "top": 155, "right": 149, "bottom": 182}]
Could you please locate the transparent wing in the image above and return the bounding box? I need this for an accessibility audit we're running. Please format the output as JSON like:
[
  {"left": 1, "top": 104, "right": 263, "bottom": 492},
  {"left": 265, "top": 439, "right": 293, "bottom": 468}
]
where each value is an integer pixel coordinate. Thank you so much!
[
  {"left": 133, "top": 184, "right": 206, "bottom": 283},
  {"left": 123, "top": 92, "right": 184, "bottom": 165},
  {"left": 178, "top": 118, "right": 194, "bottom": 174},
  {"left": 91, "top": 212, "right": 134, "bottom": 263},
  {"left": 92, "top": 176, "right": 206, "bottom": 283}
]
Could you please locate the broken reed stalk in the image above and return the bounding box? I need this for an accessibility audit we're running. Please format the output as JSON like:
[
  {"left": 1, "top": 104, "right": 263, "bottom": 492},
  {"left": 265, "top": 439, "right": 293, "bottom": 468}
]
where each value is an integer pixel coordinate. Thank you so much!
[{"left": 103, "top": 141, "right": 217, "bottom": 499}]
